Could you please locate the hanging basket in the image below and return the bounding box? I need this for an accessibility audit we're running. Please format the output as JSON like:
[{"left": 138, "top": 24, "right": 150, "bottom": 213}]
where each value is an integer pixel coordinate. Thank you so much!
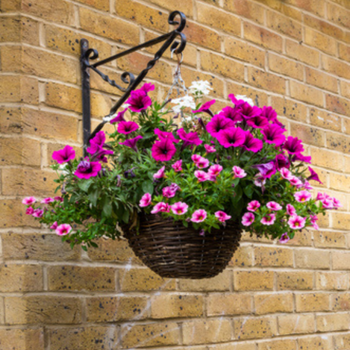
[{"left": 123, "top": 213, "right": 242, "bottom": 279}]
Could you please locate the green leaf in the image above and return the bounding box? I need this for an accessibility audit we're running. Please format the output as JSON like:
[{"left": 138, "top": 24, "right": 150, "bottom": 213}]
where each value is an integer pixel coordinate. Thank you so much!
[
  {"left": 82, "top": 245, "right": 87, "bottom": 251},
  {"left": 78, "top": 179, "right": 94, "bottom": 193},
  {"left": 244, "top": 186, "right": 254, "bottom": 199},
  {"left": 142, "top": 180, "right": 154, "bottom": 194},
  {"left": 88, "top": 189, "right": 100, "bottom": 207},
  {"left": 101, "top": 196, "right": 112, "bottom": 218}
]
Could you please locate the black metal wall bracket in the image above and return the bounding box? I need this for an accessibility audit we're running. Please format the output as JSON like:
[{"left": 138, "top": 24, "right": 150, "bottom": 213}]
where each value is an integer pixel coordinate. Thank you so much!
[{"left": 80, "top": 10, "right": 187, "bottom": 153}]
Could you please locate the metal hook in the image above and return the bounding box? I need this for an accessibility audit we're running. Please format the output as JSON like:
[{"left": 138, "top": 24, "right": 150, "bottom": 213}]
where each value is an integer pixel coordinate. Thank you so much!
[{"left": 171, "top": 48, "right": 183, "bottom": 65}]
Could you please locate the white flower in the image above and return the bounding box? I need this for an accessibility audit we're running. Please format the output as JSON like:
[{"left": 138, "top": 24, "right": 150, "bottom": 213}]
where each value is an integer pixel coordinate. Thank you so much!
[
  {"left": 189, "top": 80, "right": 213, "bottom": 96},
  {"left": 58, "top": 163, "right": 69, "bottom": 176},
  {"left": 172, "top": 95, "right": 196, "bottom": 114},
  {"left": 236, "top": 95, "right": 255, "bottom": 106}
]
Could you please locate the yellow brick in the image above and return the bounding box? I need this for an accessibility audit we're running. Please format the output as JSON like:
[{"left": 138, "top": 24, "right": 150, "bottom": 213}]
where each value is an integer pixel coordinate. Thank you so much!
[
  {"left": 179, "top": 270, "right": 230, "bottom": 291},
  {"left": 339, "top": 43, "right": 350, "bottom": 61},
  {"left": 86, "top": 296, "right": 149, "bottom": 322},
  {"left": 248, "top": 67, "right": 285, "bottom": 94},
  {"left": 310, "top": 147, "right": 344, "bottom": 172},
  {"left": 1, "top": 232, "right": 80, "bottom": 261},
  {"left": 224, "top": 0, "right": 265, "bottom": 24},
  {"left": 5, "top": 296, "right": 82, "bottom": 324},
  {"left": 79, "top": 7, "right": 139, "bottom": 46},
  {"left": 326, "top": 131, "right": 350, "bottom": 153},
  {"left": 290, "top": 123, "right": 325, "bottom": 147},
  {"left": 207, "top": 293, "right": 252, "bottom": 316},
  {"left": 0, "top": 16, "right": 38, "bottom": 45},
  {"left": 326, "top": 93, "right": 350, "bottom": 117},
  {"left": 0, "top": 200, "right": 40, "bottom": 228},
  {"left": 283, "top": 230, "right": 313, "bottom": 246},
  {"left": 0, "top": 264, "right": 43, "bottom": 292},
  {"left": 269, "top": 53, "right": 303, "bottom": 80},
  {"left": 271, "top": 96, "right": 308, "bottom": 122},
  {"left": 45, "top": 82, "right": 81, "bottom": 113},
  {"left": 255, "top": 293, "right": 294, "bottom": 315},
  {"left": 254, "top": 0, "right": 302, "bottom": 20},
  {"left": 316, "top": 271, "right": 348, "bottom": 290},
  {"left": 148, "top": 0, "right": 194, "bottom": 17},
  {"left": 121, "top": 322, "right": 180, "bottom": 348},
  {"left": 284, "top": 0, "right": 325, "bottom": 17},
  {"left": 333, "top": 212, "right": 350, "bottom": 230},
  {"left": 314, "top": 230, "right": 347, "bottom": 248},
  {"left": 0, "top": 297, "right": 3, "bottom": 323},
  {"left": 226, "top": 82, "right": 269, "bottom": 107},
  {"left": 120, "top": 268, "right": 176, "bottom": 292},
  {"left": 224, "top": 37, "right": 265, "bottom": 68},
  {"left": 334, "top": 333, "right": 350, "bottom": 350},
  {"left": 296, "top": 292, "right": 331, "bottom": 312},
  {"left": 0, "top": 329, "right": 44, "bottom": 350},
  {"left": 306, "top": 67, "right": 338, "bottom": 93},
  {"left": 229, "top": 245, "right": 253, "bottom": 267},
  {"left": 285, "top": 39, "right": 319, "bottom": 67},
  {"left": 184, "top": 21, "right": 221, "bottom": 51},
  {"left": 75, "top": 0, "right": 109, "bottom": 11},
  {"left": 197, "top": 3, "right": 241, "bottom": 35},
  {"left": 317, "top": 313, "right": 350, "bottom": 332},
  {"left": 254, "top": 246, "right": 294, "bottom": 267},
  {"left": 305, "top": 27, "right": 337, "bottom": 55},
  {"left": 182, "top": 319, "right": 232, "bottom": 345},
  {"left": 295, "top": 249, "right": 330, "bottom": 269},
  {"left": 332, "top": 292, "right": 350, "bottom": 311},
  {"left": 304, "top": 14, "right": 344, "bottom": 40},
  {"left": 244, "top": 22, "right": 283, "bottom": 52},
  {"left": 310, "top": 107, "right": 342, "bottom": 132},
  {"left": 327, "top": 2, "right": 350, "bottom": 29},
  {"left": 50, "top": 326, "right": 118, "bottom": 350},
  {"left": 266, "top": 10, "right": 302, "bottom": 40},
  {"left": 211, "top": 344, "right": 256, "bottom": 350},
  {"left": 234, "top": 316, "right": 277, "bottom": 340},
  {"left": 298, "top": 335, "right": 333, "bottom": 350},
  {"left": 258, "top": 339, "right": 297, "bottom": 350},
  {"left": 290, "top": 81, "right": 324, "bottom": 107},
  {"left": 332, "top": 250, "right": 350, "bottom": 270},
  {"left": 0, "top": 45, "right": 21, "bottom": 72},
  {"left": 322, "top": 56, "right": 350, "bottom": 80},
  {"left": 234, "top": 271, "right": 274, "bottom": 291},
  {"left": 0, "top": 0, "right": 21, "bottom": 11},
  {"left": 278, "top": 314, "right": 315, "bottom": 335},
  {"left": 276, "top": 271, "right": 314, "bottom": 290},
  {"left": 340, "top": 80, "right": 350, "bottom": 100}
]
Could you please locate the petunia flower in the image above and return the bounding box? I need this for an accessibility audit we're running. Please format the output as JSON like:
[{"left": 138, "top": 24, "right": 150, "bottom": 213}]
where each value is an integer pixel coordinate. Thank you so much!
[
  {"left": 139, "top": 193, "right": 152, "bottom": 207},
  {"left": 52, "top": 145, "right": 76, "bottom": 164},
  {"left": 307, "top": 167, "right": 323, "bottom": 184},
  {"left": 169, "top": 183, "right": 180, "bottom": 193},
  {"left": 87, "top": 143, "right": 114, "bottom": 163},
  {"left": 242, "top": 212, "right": 255, "bottom": 226},
  {"left": 189, "top": 80, "right": 213, "bottom": 95},
  {"left": 275, "top": 154, "right": 290, "bottom": 170},
  {"left": 196, "top": 157, "right": 210, "bottom": 169},
  {"left": 289, "top": 176, "right": 303, "bottom": 187},
  {"left": 110, "top": 108, "right": 127, "bottom": 123},
  {"left": 233, "top": 166, "right": 247, "bottom": 178},
  {"left": 191, "top": 209, "right": 207, "bottom": 223},
  {"left": 126, "top": 90, "right": 152, "bottom": 112},
  {"left": 206, "top": 115, "right": 236, "bottom": 138},
  {"left": 56, "top": 223, "right": 72, "bottom": 236},
  {"left": 260, "top": 213, "right": 276, "bottom": 225},
  {"left": 89, "top": 131, "right": 106, "bottom": 146},
  {"left": 215, "top": 211, "right": 231, "bottom": 222},
  {"left": 237, "top": 103, "right": 262, "bottom": 120},
  {"left": 208, "top": 164, "right": 223, "bottom": 177},
  {"left": 247, "top": 200, "right": 260, "bottom": 212},
  {"left": 218, "top": 106, "right": 243, "bottom": 124},
  {"left": 283, "top": 136, "right": 304, "bottom": 155},
  {"left": 217, "top": 127, "right": 246, "bottom": 148},
  {"left": 154, "top": 128, "right": 179, "bottom": 143},
  {"left": 32, "top": 209, "right": 43, "bottom": 218},
  {"left": 261, "top": 124, "right": 286, "bottom": 146},
  {"left": 246, "top": 116, "right": 269, "bottom": 129},
  {"left": 177, "top": 128, "right": 203, "bottom": 147},
  {"left": 54, "top": 196, "right": 64, "bottom": 202},
  {"left": 41, "top": 197, "right": 54, "bottom": 204},
  {"left": 254, "top": 176, "right": 266, "bottom": 187},
  {"left": 292, "top": 153, "right": 312, "bottom": 164},
  {"left": 252, "top": 161, "right": 276, "bottom": 179},
  {"left": 288, "top": 215, "right": 306, "bottom": 229},
  {"left": 162, "top": 186, "right": 176, "bottom": 198},
  {"left": 192, "top": 99, "right": 216, "bottom": 114},
  {"left": 280, "top": 167, "right": 293, "bottom": 180},
  {"left": 266, "top": 201, "right": 282, "bottom": 211},
  {"left": 241, "top": 130, "right": 263, "bottom": 153},
  {"left": 204, "top": 144, "right": 216, "bottom": 153},
  {"left": 22, "top": 197, "right": 36, "bottom": 205},
  {"left": 26, "top": 207, "right": 34, "bottom": 215},
  {"left": 194, "top": 170, "right": 209, "bottom": 182},
  {"left": 119, "top": 135, "right": 143, "bottom": 152},
  {"left": 117, "top": 121, "right": 139, "bottom": 135},
  {"left": 171, "top": 202, "right": 189, "bottom": 215},
  {"left": 151, "top": 202, "right": 171, "bottom": 214},
  {"left": 153, "top": 166, "right": 166, "bottom": 179},
  {"left": 294, "top": 190, "right": 312, "bottom": 203},
  {"left": 172, "top": 160, "right": 183, "bottom": 172},
  {"left": 316, "top": 192, "right": 324, "bottom": 201},
  {"left": 303, "top": 180, "right": 313, "bottom": 190},
  {"left": 140, "top": 82, "right": 155, "bottom": 93},
  {"left": 151, "top": 138, "right": 177, "bottom": 162},
  {"left": 74, "top": 159, "right": 101, "bottom": 179},
  {"left": 228, "top": 94, "right": 247, "bottom": 108},
  {"left": 50, "top": 221, "right": 58, "bottom": 230},
  {"left": 286, "top": 204, "right": 297, "bottom": 216},
  {"left": 333, "top": 197, "right": 343, "bottom": 208},
  {"left": 261, "top": 106, "right": 278, "bottom": 123},
  {"left": 321, "top": 198, "right": 334, "bottom": 209},
  {"left": 279, "top": 233, "right": 290, "bottom": 244}
]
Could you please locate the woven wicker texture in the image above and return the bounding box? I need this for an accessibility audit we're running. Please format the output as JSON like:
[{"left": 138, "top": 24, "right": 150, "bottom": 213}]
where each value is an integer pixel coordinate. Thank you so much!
[{"left": 124, "top": 213, "right": 242, "bottom": 279}]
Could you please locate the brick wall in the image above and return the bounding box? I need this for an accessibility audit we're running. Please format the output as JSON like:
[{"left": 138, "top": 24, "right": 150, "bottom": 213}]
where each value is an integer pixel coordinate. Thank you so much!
[{"left": 1, "top": 0, "right": 350, "bottom": 349}]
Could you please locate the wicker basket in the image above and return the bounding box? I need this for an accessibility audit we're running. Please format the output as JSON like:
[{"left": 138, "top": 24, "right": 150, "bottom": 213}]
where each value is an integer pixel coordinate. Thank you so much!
[{"left": 124, "top": 213, "right": 242, "bottom": 279}]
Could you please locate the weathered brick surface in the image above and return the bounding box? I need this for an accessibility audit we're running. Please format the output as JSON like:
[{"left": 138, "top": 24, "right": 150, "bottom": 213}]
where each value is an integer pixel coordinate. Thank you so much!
[
  {"left": 0, "top": 328, "right": 44, "bottom": 350},
  {"left": 234, "top": 271, "right": 274, "bottom": 291},
  {"left": 207, "top": 293, "right": 252, "bottom": 316},
  {"left": 254, "top": 293, "right": 294, "bottom": 315},
  {"left": 234, "top": 316, "right": 277, "bottom": 340}
]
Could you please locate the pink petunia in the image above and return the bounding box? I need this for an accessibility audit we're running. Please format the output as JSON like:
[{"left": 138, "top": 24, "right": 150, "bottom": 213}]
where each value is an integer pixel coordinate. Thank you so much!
[
  {"left": 333, "top": 197, "right": 343, "bottom": 208},
  {"left": 208, "top": 164, "right": 223, "bottom": 177},
  {"left": 110, "top": 108, "right": 127, "bottom": 123},
  {"left": 310, "top": 215, "right": 319, "bottom": 230},
  {"left": 247, "top": 200, "right": 260, "bottom": 212},
  {"left": 303, "top": 180, "right": 313, "bottom": 190},
  {"left": 74, "top": 159, "right": 101, "bottom": 179},
  {"left": 206, "top": 114, "right": 236, "bottom": 137},
  {"left": 217, "top": 127, "right": 246, "bottom": 148},
  {"left": 260, "top": 213, "right": 276, "bottom": 226},
  {"left": 204, "top": 144, "right": 216, "bottom": 153},
  {"left": 316, "top": 192, "right": 325, "bottom": 201},
  {"left": 162, "top": 187, "right": 176, "bottom": 198},
  {"left": 169, "top": 183, "right": 180, "bottom": 193},
  {"left": 41, "top": 197, "right": 54, "bottom": 204},
  {"left": 172, "top": 160, "right": 183, "bottom": 172},
  {"left": 279, "top": 233, "right": 290, "bottom": 244},
  {"left": 32, "top": 209, "right": 44, "bottom": 218},
  {"left": 307, "top": 166, "right": 323, "bottom": 184},
  {"left": 241, "top": 130, "right": 263, "bottom": 153},
  {"left": 191, "top": 154, "right": 202, "bottom": 164},
  {"left": 177, "top": 128, "right": 203, "bottom": 147},
  {"left": 242, "top": 212, "right": 255, "bottom": 226},
  {"left": 280, "top": 167, "right": 293, "bottom": 180},
  {"left": 288, "top": 215, "right": 306, "bottom": 229},
  {"left": 117, "top": 121, "right": 139, "bottom": 135},
  {"left": 139, "top": 193, "right": 152, "bottom": 207},
  {"left": 294, "top": 190, "right": 312, "bottom": 203},
  {"left": 125, "top": 90, "right": 152, "bottom": 112},
  {"left": 26, "top": 207, "right": 34, "bottom": 215},
  {"left": 54, "top": 196, "right": 64, "bottom": 202},
  {"left": 151, "top": 138, "right": 177, "bottom": 162},
  {"left": 233, "top": 166, "right": 247, "bottom": 178},
  {"left": 50, "top": 221, "right": 58, "bottom": 230},
  {"left": 171, "top": 202, "right": 189, "bottom": 215},
  {"left": 321, "top": 198, "right": 334, "bottom": 209},
  {"left": 266, "top": 201, "right": 282, "bottom": 211},
  {"left": 283, "top": 136, "right": 304, "bottom": 155},
  {"left": 261, "top": 124, "right": 286, "bottom": 146},
  {"left": 140, "top": 82, "right": 155, "bottom": 93},
  {"left": 215, "top": 211, "right": 231, "bottom": 222},
  {"left": 119, "top": 135, "right": 143, "bottom": 152},
  {"left": 192, "top": 99, "right": 216, "bottom": 113},
  {"left": 151, "top": 202, "right": 171, "bottom": 214},
  {"left": 55, "top": 223, "right": 72, "bottom": 236},
  {"left": 153, "top": 166, "right": 166, "bottom": 179},
  {"left": 52, "top": 145, "right": 76, "bottom": 164},
  {"left": 286, "top": 204, "right": 297, "bottom": 216},
  {"left": 154, "top": 128, "right": 179, "bottom": 143},
  {"left": 191, "top": 209, "right": 207, "bottom": 223},
  {"left": 196, "top": 157, "right": 210, "bottom": 169},
  {"left": 254, "top": 177, "right": 266, "bottom": 187},
  {"left": 195, "top": 170, "right": 209, "bottom": 182},
  {"left": 22, "top": 197, "right": 36, "bottom": 205},
  {"left": 289, "top": 176, "right": 303, "bottom": 187}
]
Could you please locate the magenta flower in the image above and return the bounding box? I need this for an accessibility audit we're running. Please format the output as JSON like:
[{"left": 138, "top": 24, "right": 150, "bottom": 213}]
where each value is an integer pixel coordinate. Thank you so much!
[
  {"left": 204, "top": 144, "right": 216, "bottom": 153},
  {"left": 247, "top": 200, "right": 260, "bottom": 212},
  {"left": 261, "top": 106, "right": 278, "bottom": 123},
  {"left": 266, "top": 201, "right": 282, "bottom": 211},
  {"left": 333, "top": 197, "right": 343, "bottom": 208},
  {"left": 289, "top": 176, "right": 303, "bottom": 187},
  {"left": 195, "top": 170, "right": 209, "bottom": 182},
  {"left": 22, "top": 197, "right": 36, "bottom": 205},
  {"left": 153, "top": 166, "right": 166, "bottom": 179},
  {"left": 228, "top": 94, "right": 247, "bottom": 108},
  {"left": 177, "top": 128, "right": 203, "bottom": 147},
  {"left": 196, "top": 157, "right": 210, "bottom": 169},
  {"left": 126, "top": 90, "right": 152, "bottom": 112},
  {"left": 151, "top": 138, "right": 177, "bottom": 162},
  {"left": 321, "top": 198, "right": 334, "bottom": 209},
  {"left": 252, "top": 161, "right": 276, "bottom": 179},
  {"left": 247, "top": 116, "right": 269, "bottom": 129},
  {"left": 275, "top": 154, "right": 290, "bottom": 170},
  {"left": 288, "top": 215, "right": 306, "bottom": 229},
  {"left": 254, "top": 177, "right": 266, "bottom": 187},
  {"left": 87, "top": 143, "right": 113, "bottom": 163},
  {"left": 280, "top": 168, "right": 293, "bottom": 180},
  {"left": 162, "top": 186, "right": 176, "bottom": 198},
  {"left": 74, "top": 159, "right": 101, "bottom": 179},
  {"left": 110, "top": 108, "right": 127, "bottom": 123},
  {"left": 90, "top": 131, "right": 106, "bottom": 146},
  {"left": 292, "top": 153, "right": 312, "bottom": 164},
  {"left": 217, "top": 127, "right": 246, "bottom": 148},
  {"left": 260, "top": 213, "right": 276, "bottom": 226},
  {"left": 54, "top": 196, "right": 64, "bottom": 202},
  {"left": 56, "top": 223, "right": 72, "bottom": 236},
  {"left": 191, "top": 209, "right": 207, "bottom": 223},
  {"left": 242, "top": 212, "right": 255, "bottom": 226},
  {"left": 286, "top": 204, "right": 297, "bottom": 216},
  {"left": 294, "top": 190, "right": 312, "bottom": 203},
  {"left": 41, "top": 197, "right": 54, "bottom": 204},
  {"left": 52, "top": 145, "right": 76, "bottom": 164},
  {"left": 140, "top": 82, "right": 155, "bottom": 93},
  {"left": 26, "top": 207, "right": 34, "bottom": 215},
  {"left": 151, "top": 202, "right": 170, "bottom": 214},
  {"left": 117, "top": 121, "right": 139, "bottom": 135},
  {"left": 316, "top": 192, "right": 324, "bottom": 201},
  {"left": 120, "top": 135, "right": 143, "bottom": 152},
  {"left": 206, "top": 115, "right": 236, "bottom": 138},
  {"left": 241, "top": 131, "right": 263, "bottom": 153},
  {"left": 238, "top": 103, "right": 262, "bottom": 120},
  {"left": 50, "top": 221, "right": 58, "bottom": 230},
  {"left": 170, "top": 183, "right": 180, "bottom": 193},
  {"left": 218, "top": 106, "right": 243, "bottom": 124},
  {"left": 283, "top": 136, "right": 304, "bottom": 155},
  {"left": 261, "top": 124, "right": 286, "bottom": 146},
  {"left": 171, "top": 202, "right": 189, "bottom": 215},
  {"left": 32, "top": 209, "right": 43, "bottom": 218},
  {"left": 279, "top": 233, "right": 290, "bottom": 244},
  {"left": 192, "top": 154, "right": 202, "bottom": 164},
  {"left": 215, "top": 211, "right": 231, "bottom": 222},
  {"left": 307, "top": 167, "right": 323, "bottom": 184},
  {"left": 233, "top": 166, "right": 247, "bottom": 178},
  {"left": 172, "top": 160, "right": 183, "bottom": 172},
  {"left": 208, "top": 164, "right": 223, "bottom": 176},
  {"left": 139, "top": 193, "right": 152, "bottom": 207},
  {"left": 155, "top": 128, "right": 179, "bottom": 143},
  {"left": 192, "top": 99, "right": 216, "bottom": 113}
]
